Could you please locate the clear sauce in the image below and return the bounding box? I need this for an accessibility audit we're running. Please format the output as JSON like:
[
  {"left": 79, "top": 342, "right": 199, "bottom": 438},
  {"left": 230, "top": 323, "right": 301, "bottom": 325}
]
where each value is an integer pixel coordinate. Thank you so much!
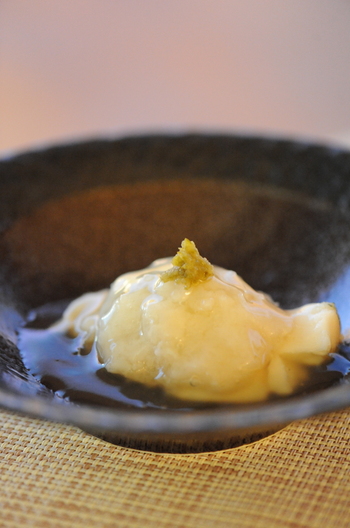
[{"left": 17, "top": 301, "right": 350, "bottom": 411}]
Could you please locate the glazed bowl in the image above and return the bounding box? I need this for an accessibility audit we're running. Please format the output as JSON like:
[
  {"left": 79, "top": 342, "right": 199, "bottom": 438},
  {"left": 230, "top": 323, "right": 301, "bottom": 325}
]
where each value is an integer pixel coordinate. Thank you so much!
[{"left": 1, "top": 133, "right": 350, "bottom": 453}]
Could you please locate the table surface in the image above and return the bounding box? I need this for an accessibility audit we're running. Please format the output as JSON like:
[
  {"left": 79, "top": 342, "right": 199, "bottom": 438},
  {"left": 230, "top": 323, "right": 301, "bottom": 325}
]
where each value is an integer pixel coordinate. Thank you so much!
[{"left": 1, "top": 406, "right": 349, "bottom": 528}]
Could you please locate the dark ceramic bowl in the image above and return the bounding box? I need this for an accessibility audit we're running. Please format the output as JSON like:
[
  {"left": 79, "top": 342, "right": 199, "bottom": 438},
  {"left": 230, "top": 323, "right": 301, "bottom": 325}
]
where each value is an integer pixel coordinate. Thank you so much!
[{"left": 1, "top": 133, "right": 350, "bottom": 453}]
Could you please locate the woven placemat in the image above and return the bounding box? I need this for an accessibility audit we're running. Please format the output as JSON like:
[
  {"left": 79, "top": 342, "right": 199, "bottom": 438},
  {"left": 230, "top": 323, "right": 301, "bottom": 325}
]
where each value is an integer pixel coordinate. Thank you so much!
[{"left": 1, "top": 408, "right": 350, "bottom": 528}]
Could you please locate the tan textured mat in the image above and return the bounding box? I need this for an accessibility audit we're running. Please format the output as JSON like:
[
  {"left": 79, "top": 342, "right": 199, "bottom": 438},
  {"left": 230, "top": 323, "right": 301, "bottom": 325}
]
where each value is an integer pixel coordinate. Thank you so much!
[{"left": 1, "top": 408, "right": 350, "bottom": 528}]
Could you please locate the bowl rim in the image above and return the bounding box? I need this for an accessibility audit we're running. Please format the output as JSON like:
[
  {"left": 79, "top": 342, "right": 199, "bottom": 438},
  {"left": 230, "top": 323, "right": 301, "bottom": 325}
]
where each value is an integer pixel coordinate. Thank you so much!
[{"left": 1, "top": 382, "right": 350, "bottom": 434}]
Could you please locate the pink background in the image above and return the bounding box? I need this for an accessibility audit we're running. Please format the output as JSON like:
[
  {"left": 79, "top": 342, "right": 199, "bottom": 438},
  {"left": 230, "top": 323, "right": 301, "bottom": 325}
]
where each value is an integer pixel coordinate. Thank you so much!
[{"left": 2, "top": 0, "right": 350, "bottom": 155}]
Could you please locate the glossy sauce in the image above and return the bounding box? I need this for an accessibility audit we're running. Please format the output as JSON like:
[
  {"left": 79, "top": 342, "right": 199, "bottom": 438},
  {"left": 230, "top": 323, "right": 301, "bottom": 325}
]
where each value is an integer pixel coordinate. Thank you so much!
[{"left": 18, "top": 301, "right": 350, "bottom": 411}]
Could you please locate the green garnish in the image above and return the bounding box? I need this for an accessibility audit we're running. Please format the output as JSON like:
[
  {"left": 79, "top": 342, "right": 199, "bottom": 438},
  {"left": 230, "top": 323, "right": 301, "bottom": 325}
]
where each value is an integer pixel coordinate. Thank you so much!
[{"left": 161, "top": 239, "right": 214, "bottom": 288}]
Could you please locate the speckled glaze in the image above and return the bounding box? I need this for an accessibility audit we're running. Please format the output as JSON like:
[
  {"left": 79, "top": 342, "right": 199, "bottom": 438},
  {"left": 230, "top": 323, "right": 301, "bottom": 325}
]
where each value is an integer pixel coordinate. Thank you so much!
[{"left": 1, "top": 133, "right": 350, "bottom": 453}]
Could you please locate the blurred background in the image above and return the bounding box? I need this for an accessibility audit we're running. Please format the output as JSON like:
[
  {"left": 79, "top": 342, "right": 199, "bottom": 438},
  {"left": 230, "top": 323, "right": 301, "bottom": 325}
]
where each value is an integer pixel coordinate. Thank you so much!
[{"left": 1, "top": 0, "right": 350, "bottom": 156}]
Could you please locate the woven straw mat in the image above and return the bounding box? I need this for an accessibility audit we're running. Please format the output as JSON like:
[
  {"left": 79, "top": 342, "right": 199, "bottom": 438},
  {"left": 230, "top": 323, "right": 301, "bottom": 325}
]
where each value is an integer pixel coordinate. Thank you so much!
[{"left": 1, "top": 407, "right": 350, "bottom": 528}]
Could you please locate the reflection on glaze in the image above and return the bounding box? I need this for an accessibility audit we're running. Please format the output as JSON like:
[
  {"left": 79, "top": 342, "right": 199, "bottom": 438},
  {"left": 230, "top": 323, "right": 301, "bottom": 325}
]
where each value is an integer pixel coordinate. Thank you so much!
[{"left": 321, "top": 265, "right": 350, "bottom": 335}]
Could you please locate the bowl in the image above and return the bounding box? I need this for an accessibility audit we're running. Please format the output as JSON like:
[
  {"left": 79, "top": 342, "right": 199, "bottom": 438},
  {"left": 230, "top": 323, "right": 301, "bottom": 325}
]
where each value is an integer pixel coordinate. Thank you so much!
[{"left": 1, "top": 133, "right": 350, "bottom": 453}]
